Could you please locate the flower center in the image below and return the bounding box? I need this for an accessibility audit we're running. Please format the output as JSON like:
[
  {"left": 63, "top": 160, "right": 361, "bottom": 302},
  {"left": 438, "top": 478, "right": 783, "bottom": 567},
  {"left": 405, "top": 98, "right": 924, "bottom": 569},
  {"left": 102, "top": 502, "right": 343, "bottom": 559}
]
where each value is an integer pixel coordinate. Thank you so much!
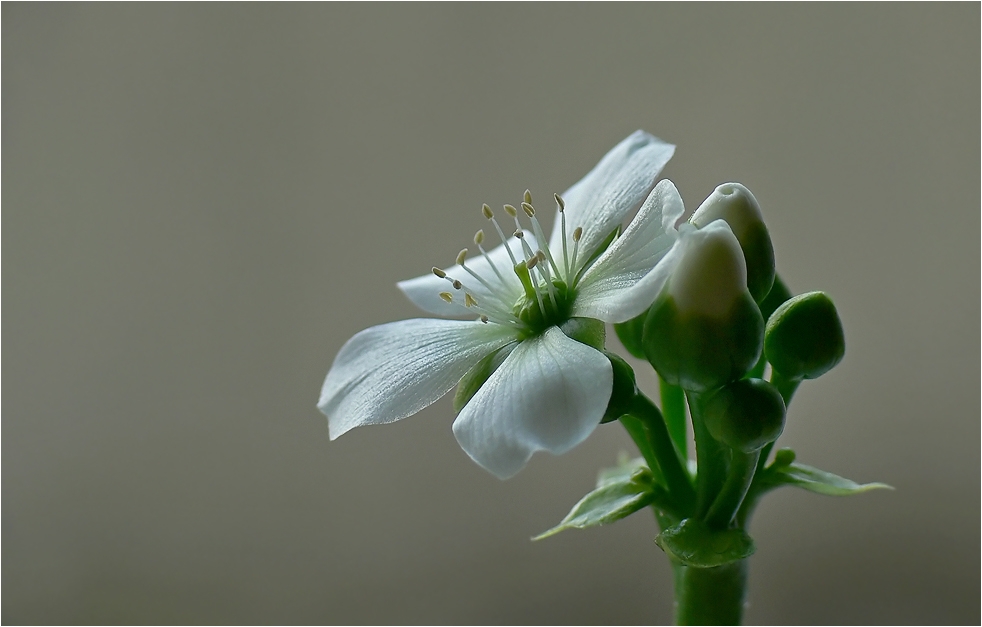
[{"left": 432, "top": 190, "right": 588, "bottom": 337}]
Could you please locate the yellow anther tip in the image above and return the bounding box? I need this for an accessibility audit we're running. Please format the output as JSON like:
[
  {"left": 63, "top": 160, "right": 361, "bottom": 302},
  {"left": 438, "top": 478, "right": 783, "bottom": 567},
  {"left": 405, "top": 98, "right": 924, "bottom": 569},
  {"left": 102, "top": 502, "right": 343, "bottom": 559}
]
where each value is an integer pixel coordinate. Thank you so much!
[
  {"left": 482, "top": 204, "right": 494, "bottom": 219},
  {"left": 573, "top": 227, "right": 583, "bottom": 241},
  {"left": 503, "top": 204, "right": 518, "bottom": 217},
  {"left": 439, "top": 292, "right": 454, "bottom": 303},
  {"left": 432, "top": 267, "right": 447, "bottom": 278},
  {"left": 474, "top": 230, "right": 485, "bottom": 245},
  {"left": 524, "top": 190, "right": 533, "bottom": 204},
  {"left": 521, "top": 202, "right": 535, "bottom": 217},
  {"left": 554, "top": 193, "right": 566, "bottom": 211},
  {"left": 456, "top": 248, "right": 468, "bottom": 265}
]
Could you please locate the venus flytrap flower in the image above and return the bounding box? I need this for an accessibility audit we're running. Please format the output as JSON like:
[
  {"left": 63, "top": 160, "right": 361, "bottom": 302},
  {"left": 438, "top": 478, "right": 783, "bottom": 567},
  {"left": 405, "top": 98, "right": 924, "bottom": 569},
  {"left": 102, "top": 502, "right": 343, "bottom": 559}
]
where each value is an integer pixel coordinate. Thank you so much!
[{"left": 318, "top": 130, "right": 684, "bottom": 479}]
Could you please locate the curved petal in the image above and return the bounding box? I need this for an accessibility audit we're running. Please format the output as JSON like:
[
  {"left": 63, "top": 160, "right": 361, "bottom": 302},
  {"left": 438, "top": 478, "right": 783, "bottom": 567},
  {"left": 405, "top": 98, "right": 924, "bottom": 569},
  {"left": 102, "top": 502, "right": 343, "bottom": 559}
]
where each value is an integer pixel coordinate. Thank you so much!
[
  {"left": 397, "top": 234, "right": 536, "bottom": 317},
  {"left": 549, "top": 130, "right": 675, "bottom": 263},
  {"left": 570, "top": 180, "right": 685, "bottom": 323},
  {"left": 319, "top": 318, "right": 519, "bottom": 439},
  {"left": 452, "top": 326, "right": 613, "bottom": 479}
]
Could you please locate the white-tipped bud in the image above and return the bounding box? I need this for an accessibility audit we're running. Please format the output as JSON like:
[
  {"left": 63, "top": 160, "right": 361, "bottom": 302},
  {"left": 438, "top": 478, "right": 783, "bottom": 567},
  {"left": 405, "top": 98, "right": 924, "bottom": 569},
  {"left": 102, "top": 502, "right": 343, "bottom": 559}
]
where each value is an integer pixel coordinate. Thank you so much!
[
  {"left": 524, "top": 189, "right": 533, "bottom": 205},
  {"left": 464, "top": 293, "right": 478, "bottom": 308},
  {"left": 572, "top": 226, "right": 583, "bottom": 242},
  {"left": 669, "top": 222, "right": 748, "bottom": 319},
  {"left": 521, "top": 202, "right": 535, "bottom": 217},
  {"left": 482, "top": 204, "right": 494, "bottom": 219},
  {"left": 555, "top": 193, "right": 566, "bottom": 211},
  {"left": 474, "top": 230, "right": 485, "bottom": 245},
  {"left": 503, "top": 204, "right": 517, "bottom": 218},
  {"left": 432, "top": 267, "right": 447, "bottom": 278},
  {"left": 690, "top": 183, "right": 775, "bottom": 302},
  {"left": 642, "top": 221, "right": 764, "bottom": 392},
  {"left": 456, "top": 248, "right": 468, "bottom": 266},
  {"left": 439, "top": 292, "right": 454, "bottom": 303}
]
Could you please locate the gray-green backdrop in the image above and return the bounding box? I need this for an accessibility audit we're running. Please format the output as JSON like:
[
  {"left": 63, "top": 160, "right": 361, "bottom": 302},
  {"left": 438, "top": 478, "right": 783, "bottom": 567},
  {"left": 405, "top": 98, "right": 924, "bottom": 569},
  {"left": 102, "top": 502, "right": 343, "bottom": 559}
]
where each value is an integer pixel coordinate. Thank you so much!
[{"left": 4, "top": 4, "right": 979, "bottom": 624}]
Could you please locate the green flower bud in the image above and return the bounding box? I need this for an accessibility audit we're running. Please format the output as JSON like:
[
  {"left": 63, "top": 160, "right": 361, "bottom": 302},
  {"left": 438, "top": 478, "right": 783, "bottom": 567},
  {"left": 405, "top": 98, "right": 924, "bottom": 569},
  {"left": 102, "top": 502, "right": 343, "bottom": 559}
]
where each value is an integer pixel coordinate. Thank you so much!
[
  {"left": 643, "top": 222, "right": 764, "bottom": 392},
  {"left": 690, "top": 183, "right": 775, "bottom": 303},
  {"left": 601, "top": 351, "right": 638, "bottom": 424},
  {"left": 702, "top": 379, "right": 786, "bottom": 453},
  {"left": 765, "top": 291, "right": 845, "bottom": 381}
]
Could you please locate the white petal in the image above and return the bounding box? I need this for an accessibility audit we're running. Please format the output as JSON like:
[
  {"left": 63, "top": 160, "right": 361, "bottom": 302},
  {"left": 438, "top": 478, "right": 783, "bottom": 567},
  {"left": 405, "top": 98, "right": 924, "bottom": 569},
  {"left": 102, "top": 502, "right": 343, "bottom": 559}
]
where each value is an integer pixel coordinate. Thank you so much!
[
  {"left": 397, "top": 234, "right": 536, "bottom": 317},
  {"left": 319, "top": 318, "right": 519, "bottom": 439},
  {"left": 571, "top": 180, "right": 685, "bottom": 323},
  {"left": 452, "top": 326, "right": 613, "bottom": 479},
  {"left": 549, "top": 130, "right": 675, "bottom": 264}
]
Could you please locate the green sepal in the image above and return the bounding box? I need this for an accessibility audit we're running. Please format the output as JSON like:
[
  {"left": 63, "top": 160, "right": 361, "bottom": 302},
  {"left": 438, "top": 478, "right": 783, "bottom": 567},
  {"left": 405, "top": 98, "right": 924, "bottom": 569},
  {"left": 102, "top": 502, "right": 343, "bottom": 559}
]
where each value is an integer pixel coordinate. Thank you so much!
[
  {"left": 534, "top": 462, "right": 660, "bottom": 540},
  {"left": 560, "top": 317, "right": 605, "bottom": 351},
  {"left": 614, "top": 308, "right": 648, "bottom": 360},
  {"left": 452, "top": 343, "right": 516, "bottom": 412},
  {"left": 601, "top": 351, "right": 638, "bottom": 424},
  {"left": 759, "top": 461, "right": 893, "bottom": 497},
  {"left": 643, "top": 291, "right": 764, "bottom": 392},
  {"left": 655, "top": 518, "right": 755, "bottom": 568}
]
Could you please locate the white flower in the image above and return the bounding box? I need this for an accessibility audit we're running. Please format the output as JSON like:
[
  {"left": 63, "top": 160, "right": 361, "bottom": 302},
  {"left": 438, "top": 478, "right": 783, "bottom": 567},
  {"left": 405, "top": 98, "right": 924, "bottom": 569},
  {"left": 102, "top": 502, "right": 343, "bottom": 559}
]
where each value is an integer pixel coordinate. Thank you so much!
[{"left": 318, "top": 131, "right": 686, "bottom": 479}]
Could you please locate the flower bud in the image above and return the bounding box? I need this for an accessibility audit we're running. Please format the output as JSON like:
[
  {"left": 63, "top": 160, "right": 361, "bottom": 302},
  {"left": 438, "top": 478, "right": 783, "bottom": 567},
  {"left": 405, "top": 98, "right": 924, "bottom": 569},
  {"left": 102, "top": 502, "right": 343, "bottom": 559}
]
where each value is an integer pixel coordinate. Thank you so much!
[
  {"left": 642, "top": 222, "right": 764, "bottom": 392},
  {"left": 702, "top": 379, "right": 786, "bottom": 453},
  {"left": 690, "top": 183, "right": 775, "bottom": 303},
  {"left": 765, "top": 291, "right": 845, "bottom": 381}
]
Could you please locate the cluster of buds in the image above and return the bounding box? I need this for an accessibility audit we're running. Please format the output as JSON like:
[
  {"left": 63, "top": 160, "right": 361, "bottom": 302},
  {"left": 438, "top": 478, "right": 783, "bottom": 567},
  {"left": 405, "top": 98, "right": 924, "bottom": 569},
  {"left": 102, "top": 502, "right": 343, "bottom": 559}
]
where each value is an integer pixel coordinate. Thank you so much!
[{"left": 615, "top": 182, "right": 846, "bottom": 542}]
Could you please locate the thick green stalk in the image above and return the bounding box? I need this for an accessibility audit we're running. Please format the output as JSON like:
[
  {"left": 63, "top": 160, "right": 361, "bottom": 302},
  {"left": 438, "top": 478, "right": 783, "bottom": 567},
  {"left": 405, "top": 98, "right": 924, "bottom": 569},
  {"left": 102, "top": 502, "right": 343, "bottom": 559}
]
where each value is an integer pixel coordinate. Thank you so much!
[
  {"left": 704, "top": 449, "right": 760, "bottom": 530},
  {"left": 659, "top": 375, "right": 688, "bottom": 459},
  {"left": 687, "top": 391, "right": 729, "bottom": 518},
  {"left": 629, "top": 394, "right": 696, "bottom": 514},
  {"left": 674, "top": 560, "right": 748, "bottom": 625}
]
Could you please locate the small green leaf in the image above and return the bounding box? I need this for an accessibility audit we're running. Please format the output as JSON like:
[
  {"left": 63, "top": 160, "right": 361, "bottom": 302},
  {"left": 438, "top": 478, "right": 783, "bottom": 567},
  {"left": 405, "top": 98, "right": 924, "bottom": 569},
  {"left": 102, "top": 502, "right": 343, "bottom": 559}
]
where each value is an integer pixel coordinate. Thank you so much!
[
  {"left": 534, "top": 467, "right": 656, "bottom": 540},
  {"left": 763, "top": 462, "right": 892, "bottom": 496},
  {"left": 655, "top": 518, "right": 755, "bottom": 568},
  {"left": 596, "top": 454, "right": 649, "bottom": 487}
]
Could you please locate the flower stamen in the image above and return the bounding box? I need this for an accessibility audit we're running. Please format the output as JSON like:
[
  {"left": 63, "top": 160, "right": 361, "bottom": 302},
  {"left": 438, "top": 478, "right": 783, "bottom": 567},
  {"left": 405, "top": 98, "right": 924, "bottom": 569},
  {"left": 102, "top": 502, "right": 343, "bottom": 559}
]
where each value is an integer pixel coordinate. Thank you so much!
[{"left": 484, "top": 204, "right": 519, "bottom": 267}]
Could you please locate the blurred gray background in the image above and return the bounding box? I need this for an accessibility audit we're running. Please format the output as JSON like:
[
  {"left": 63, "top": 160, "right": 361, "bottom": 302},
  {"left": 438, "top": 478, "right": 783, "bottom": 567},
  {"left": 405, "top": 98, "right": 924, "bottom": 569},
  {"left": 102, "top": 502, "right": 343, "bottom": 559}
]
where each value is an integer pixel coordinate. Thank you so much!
[{"left": 4, "top": 4, "right": 978, "bottom": 625}]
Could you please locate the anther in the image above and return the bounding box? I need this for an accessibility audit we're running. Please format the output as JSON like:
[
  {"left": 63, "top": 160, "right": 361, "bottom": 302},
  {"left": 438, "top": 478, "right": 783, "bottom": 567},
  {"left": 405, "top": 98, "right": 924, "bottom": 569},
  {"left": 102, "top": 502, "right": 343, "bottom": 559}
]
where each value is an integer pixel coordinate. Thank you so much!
[
  {"left": 555, "top": 193, "right": 566, "bottom": 212},
  {"left": 474, "top": 230, "right": 484, "bottom": 245},
  {"left": 480, "top": 315, "right": 489, "bottom": 323},
  {"left": 452, "top": 279, "right": 462, "bottom": 290},
  {"left": 514, "top": 230, "right": 525, "bottom": 239},
  {"left": 503, "top": 204, "right": 518, "bottom": 218},
  {"left": 524, "top": 190, "right": 533, "bottom": 205},
  {"left": 432, "top": 267, "right": 447, "bottom": 278},
  {"left": 521, "top": 202, "right": 535, "bottom": 217},
  {"left": 527, "top": 255, "right": 539, "bottom": 270},
  {"left": 456, "top": 249, "right": 468, "bottom": 266},
  {"left": 573, "top": 227, "right": 583, "bottom": 242},
  {"left": 439, "top": 292, "right": 453, "bottom": 303},
  {"left": 464, "top": 293, "right": 478, "bottom": 308},
  {"left": 482, "top": 204, "right": 494, "bottom": 219}
]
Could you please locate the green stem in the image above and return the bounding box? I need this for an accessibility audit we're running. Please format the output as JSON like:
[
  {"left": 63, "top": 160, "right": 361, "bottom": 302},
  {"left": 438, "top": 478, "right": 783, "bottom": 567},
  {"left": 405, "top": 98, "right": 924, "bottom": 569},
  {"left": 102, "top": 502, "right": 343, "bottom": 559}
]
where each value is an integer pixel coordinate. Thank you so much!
[
  {"left": 674, "top": 559, "right": 749, "bottom": 625},
  {"left": 659, "top": 375, "right": 688, "bottom": 460},
  {"left": 687, "top": 391, "right": 728, "bottom": 518},
  {"left": 704, "top": 449, "right": 760, "bottom": 530},
  {"left": 629, "top": 394, "right": 696, "bottom": 514},
  {"left": 770, "top": 370, "right": 800, "bottom": 405}
]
